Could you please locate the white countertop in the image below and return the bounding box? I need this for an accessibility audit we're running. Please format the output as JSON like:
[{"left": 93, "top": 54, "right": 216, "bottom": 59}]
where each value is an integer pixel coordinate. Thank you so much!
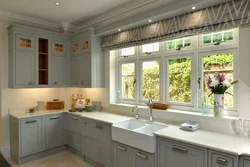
[
  {"left": 154, "top": 125, "right": 250, "bottom": 156},
  {"left": 9, "top": 109, "right": 133, "bottom": 125},
  {"left": 9, "top": 108, "right": 250, "bottom": 156}
]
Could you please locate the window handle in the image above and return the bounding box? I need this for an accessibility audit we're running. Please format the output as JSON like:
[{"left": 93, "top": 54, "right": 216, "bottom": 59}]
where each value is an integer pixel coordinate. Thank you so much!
[
  {"left": 145, "top": 52, "right": 151, "bottom": 55},
  {"left": 198, "top": 78, "right": 201, "bottom": 89},
  {"left": 122, "top": 55, "right": 128, "bottom": 58},
  {"left": 133, "top": 78, "right": 136, "bottom": 87}
]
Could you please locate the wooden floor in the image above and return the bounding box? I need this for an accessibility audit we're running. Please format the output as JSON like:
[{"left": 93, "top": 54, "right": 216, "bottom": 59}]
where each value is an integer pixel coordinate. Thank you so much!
[{"left": 7, "top": 151, "right": 93, "bottom": 167}]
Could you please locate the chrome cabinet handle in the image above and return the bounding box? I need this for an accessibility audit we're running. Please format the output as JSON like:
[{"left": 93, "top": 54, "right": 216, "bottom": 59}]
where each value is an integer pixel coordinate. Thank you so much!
[
  {"left": 81, "top": 81, "right": 84, "bottom": 85},
  {"left": 76, "top": 81, "right": 80, "bottom": 85},
  {"left": 53, "top": 82, "right": 57, "bottom": 85},
  {"left": 172, "top": 145, "right": 188, "bottom": 153},
  {"left": 136, "top": 152, "right": 148, "bottom": 159},
  {"left": 217, "top": 157, "right": 228, "bottom": 165},
  {"left": 71, "top": 116, "right": 78, "bottom": 120},
  {"left": 84, "top": 121, "right": 87, "bottom": 124},
  {"left": 26, "top": 120, "right": 37, "bottom": 124},
  {"left": 96, "top": 124, "right": 104, "bottom": 129},
  {"left": 50, "top": 116, "right": 59, "bottom": 120},
  {"left": 117, "top": 145, "right": 127, "bottom": 151}
]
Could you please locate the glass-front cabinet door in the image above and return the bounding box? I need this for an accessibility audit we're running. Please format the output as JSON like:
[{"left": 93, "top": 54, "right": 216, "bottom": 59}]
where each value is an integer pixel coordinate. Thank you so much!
[
  {"left": 52, "top": 40, "right": 66, "bottom": 54},
  {"left": 72, "top": 41, "right": 79, "bottom": 54},
  {"left": 15, "top": 34, "right": 35, "bottom": 51}
]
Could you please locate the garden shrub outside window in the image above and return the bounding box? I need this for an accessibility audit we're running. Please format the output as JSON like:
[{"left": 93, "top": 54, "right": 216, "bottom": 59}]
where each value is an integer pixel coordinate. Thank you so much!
[
  {"left": 115, "top": 29, "right": 238, "bottom": 113},
  {"left": 202, "top": 30, "right": 234, "bottom": 45}
]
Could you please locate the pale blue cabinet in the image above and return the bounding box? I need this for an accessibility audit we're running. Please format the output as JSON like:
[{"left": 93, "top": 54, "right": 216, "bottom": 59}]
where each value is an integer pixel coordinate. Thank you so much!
[
  {"left": 51, "top": 55, "right": 67, "bottom": 86},
  {"left": 20, "top": 117, "right": 42, "bottom": 157},
  {"left": 158, "top": 138, "right": 207, "bottom": 167},
  {"left": 45, "top": 113, "right": 64, "bottom": 149},
  {"left": 15, "top": 51, "right": 36, "bottom": 87},
  {"left": 113, "top": 141, "right": 155, "bottom": 167},
  {"left": 82, "top": 119, "right": 94, "bottom": 159},
  {"left": 239, "top": 156, "right": 250, "bottom": 167},
  {"left": 208, "top": 150, "right": 238, "bottom": 167}
]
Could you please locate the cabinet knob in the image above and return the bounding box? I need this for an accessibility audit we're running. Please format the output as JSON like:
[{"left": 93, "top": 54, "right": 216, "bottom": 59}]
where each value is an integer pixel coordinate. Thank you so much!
[
  {"left": 53, "top": 82, "right": 57, "bottom": 85},
  {"left": 76, "top": 81, "right": 80, "bottom": 85},
  {"left": 81, "top": 81, "right": 84, "bottom": 85}
]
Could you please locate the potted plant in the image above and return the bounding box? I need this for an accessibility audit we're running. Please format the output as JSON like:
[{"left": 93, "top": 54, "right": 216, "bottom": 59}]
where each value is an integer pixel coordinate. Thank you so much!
[{"left": 206, "top": 73, "right": 238, "bottom": 117}]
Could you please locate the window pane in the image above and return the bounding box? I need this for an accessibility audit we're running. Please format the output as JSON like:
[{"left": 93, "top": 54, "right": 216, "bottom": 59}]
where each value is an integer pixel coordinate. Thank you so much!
[
  {"left": 142, "top": 43, "right": 159, "bottom": 53},
  {"left": 121, "top": 47, "right": 135, "bottom": 57},
  {"left": 203, "top": 53, "right": 234, "bottom": 107},
  {"left": 168, "top": 41, "right": 175, "bottom": 49},
  {"left": 169, "top": 58, "right": 191, "bottom": 103},
  {"left": 213, "top": 33, "right": 223, "bottom": 43},
  {"left": 167, "top": 38, "right": 191, "bottom": 50},
  {"left": 121, "top": 63, "right": 135, "bottom": 99},
  {"left": 184, "top": 38, "right": 191, "bottom": 47},
  {"left": 224, "top": 30, "right": 234, "bottom": 41},
  {"left": 176, "top": 39, "right": 183, "bottom": 48},
  {"left": 142, "top": 60, "right": 160, "bottom": 100},
  {"left": 203, "top": 35, "right": 212, "bottom": 44}
]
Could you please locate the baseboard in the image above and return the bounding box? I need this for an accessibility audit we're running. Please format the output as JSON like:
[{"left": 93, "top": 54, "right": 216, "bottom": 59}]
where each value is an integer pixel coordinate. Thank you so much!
[{"left": 0, "top": 145, "right": 10, "bottom": 158}]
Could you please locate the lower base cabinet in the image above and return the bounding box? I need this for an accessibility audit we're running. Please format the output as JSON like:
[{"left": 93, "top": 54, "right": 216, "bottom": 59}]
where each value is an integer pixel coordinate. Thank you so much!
[
  {"left": 113, "top": 142, "right": 155, "bottom": 167},
  {"left": 208, "top": 150, "right": 238, "bottom": 167},
  {"left": 158, "top": 138, "right": 207, "bottom": 167},
  {"left": 239, "top": 156, "right": 250, "bottom": 167}
]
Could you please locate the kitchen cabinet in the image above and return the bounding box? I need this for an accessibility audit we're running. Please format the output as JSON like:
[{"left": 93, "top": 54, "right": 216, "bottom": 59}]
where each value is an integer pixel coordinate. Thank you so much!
[
  {"left": 82, "top": 119, "right": 94, "bottom": 159},
  {"left": 14, "top": 51, "right": 36, "bottom": 87},
  {"left": 113, "top": 141, "right": 155, "bottom": 167},
  {"left": 208, "top": 150, "right": 238, "bottom": 167},
  {"left": 66, "top": 114, "right": 83, "bottom": 151},
  {"left": 158, "top": 138, "right": 207, "bottom": 167},
  {"left": 70, "top": 53, "right": 91, "bottom": 87},
  {"left": 93, "top": 121, "right": 112, "bottom": 167},
  {"left": 45, "top": 113, "right": 64, "bottom": 149},
  {"left": 20, "top": 117, "right": 42, "bottom": 156},
  {"left": 51, "top": 55, "right": 67, "bottom": 85},
  {"left": 70, "top": 33, "right": 104, "bottom": 88},
  {"left": 239, "top": 156, "right": 250, "bottom": 167},
  {"left": 8, "top": 25, "right": 69, "bottom": 88}
]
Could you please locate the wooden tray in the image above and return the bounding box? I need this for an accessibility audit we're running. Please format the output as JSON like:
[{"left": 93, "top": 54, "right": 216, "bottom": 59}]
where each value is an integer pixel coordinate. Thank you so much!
[{"left": 152, "top": 103, "right": 171, "bottom": 110}]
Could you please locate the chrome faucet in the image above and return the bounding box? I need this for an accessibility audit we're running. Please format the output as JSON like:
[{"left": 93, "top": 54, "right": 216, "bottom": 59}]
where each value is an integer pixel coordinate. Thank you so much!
[
  {"left": 148, "top": 98, "right": 153, "bottom": 122},
  {"left": 132, "top": 106, "right": 140, "bottom": 120}
]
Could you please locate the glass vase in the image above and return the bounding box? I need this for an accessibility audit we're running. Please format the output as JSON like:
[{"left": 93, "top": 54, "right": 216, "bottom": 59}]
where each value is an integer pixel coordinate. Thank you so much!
[{"left": 213, "top": 94, "right": 224, "bottom": 117}]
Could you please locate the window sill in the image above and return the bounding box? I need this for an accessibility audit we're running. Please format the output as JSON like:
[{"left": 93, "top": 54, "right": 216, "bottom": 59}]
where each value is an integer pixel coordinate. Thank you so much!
[{"left": 109, "top": 103, "right": 238, "bottom": 121}]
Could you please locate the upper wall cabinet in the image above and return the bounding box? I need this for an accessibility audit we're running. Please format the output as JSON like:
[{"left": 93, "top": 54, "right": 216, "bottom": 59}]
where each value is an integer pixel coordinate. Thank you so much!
[
  {"left": 8, "top": 25, "right": 69, "bottom": 88},
  {"left": 70, "top": 33, "right": 104, "bottom": 88},
  {"left": 15, "top": 34, "right": 35, "bottom": 51}
]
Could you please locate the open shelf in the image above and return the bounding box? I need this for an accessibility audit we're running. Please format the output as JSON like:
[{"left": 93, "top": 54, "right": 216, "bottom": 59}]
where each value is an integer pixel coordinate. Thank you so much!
[{"left": 38, "top": 38, "right": 48, "bottom": 85}]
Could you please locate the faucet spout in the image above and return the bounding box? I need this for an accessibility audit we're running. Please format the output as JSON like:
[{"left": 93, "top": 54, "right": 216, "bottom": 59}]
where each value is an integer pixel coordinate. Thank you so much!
[{"left": 148, "top": 98, "right": 153, "bottom": 122}]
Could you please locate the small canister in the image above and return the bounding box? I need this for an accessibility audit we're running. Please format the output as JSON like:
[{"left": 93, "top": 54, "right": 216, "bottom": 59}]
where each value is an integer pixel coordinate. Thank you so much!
[
  {"left": 37, "top": 101, "right": 44, "bottom": 111},
  {"left": 85, "top": 105, "right": 94, "bottom": 112}
]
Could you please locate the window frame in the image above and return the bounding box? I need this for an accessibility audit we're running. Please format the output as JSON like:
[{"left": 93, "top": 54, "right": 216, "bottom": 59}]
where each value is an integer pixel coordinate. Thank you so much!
[
  {"left": 198, "top": 48, "right": 239, "bottom": 111},
  {"left": 164, "top": 36, "right": 197, "bottom": 52},
  {"left": 113, "top": 28, "right": 239, "bottom": 115},
  {"left": 139, "top": 57, "right": 162, "bottom": 103},
  {"left": 118, "top": 60, "right": 137, "bottom": 102},
  {"left": 165, "top": 53, "right": 194, "bottom": 107},
  {"left": 139, "top": 42, "right": 161, "bottom": 56},
  {"left": 118, "top": 46, "right": 137, "bottom": 59}
]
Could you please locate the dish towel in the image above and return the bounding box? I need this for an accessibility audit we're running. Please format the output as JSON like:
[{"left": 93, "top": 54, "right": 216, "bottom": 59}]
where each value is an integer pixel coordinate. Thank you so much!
[{"left": 180, "top": 121, "right": 200, "bottom": 132}]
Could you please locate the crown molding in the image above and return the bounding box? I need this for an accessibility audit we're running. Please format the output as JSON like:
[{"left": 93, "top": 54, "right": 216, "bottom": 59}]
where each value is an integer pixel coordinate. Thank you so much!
[{"left": 77, "top": 0, "right": 176, "bottom": 30}]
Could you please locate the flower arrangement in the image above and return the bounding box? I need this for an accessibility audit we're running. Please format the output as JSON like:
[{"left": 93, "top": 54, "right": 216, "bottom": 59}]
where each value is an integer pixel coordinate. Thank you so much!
[{"left": 206, "top": 72, "right": 238, "bottom": 96}]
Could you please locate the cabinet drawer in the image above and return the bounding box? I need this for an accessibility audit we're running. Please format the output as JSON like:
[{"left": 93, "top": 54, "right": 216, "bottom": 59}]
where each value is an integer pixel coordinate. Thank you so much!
[
  {"left": 158, "top": 138, "right": 207, "bottom": 167},
  {"left": 209, "top": 150, "right": 238, "bottom": 167},
  {"left": 94, "top": 122, "right": 111, "bottom": 143},
  {"left": 15, "top": 34, "right": 35, "bottom": 51}
]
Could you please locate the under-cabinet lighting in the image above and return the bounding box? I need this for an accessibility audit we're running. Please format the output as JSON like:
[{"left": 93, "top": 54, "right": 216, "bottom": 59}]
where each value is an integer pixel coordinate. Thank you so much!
[
  {"left": 192, "top": 6, "right": 196, "bottom": 10},
  {"left": 118, "top": 29, "right": 121, "bottom": 32},
  {"left": 148, "top": 20, "right": 152, "bottom": 23},
  {"left": 54, "top": 2, "right": 60, "bottom": 5}
]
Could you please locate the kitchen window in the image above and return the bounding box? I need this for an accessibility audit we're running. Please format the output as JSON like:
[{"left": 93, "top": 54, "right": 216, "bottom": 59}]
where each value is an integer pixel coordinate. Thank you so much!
[{"left": 113, "top": 29, "right": 239, "bottom": 114}]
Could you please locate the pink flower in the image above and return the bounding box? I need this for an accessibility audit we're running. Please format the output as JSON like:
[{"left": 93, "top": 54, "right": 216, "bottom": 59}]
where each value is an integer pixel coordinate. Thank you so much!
[{"left": 219, "top": 74, "right": 226, "bottom": 83}]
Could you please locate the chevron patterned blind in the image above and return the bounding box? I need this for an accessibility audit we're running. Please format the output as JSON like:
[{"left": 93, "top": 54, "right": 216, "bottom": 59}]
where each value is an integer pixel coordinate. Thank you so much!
[{"left": 102, "top": 0, "right": 250, "bottom": 51}]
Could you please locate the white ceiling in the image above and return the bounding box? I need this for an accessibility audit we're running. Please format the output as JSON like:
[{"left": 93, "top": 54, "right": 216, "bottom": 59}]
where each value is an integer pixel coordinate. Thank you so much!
[{"left": 0, "top": 0, "right": 131, "bottom": 24}]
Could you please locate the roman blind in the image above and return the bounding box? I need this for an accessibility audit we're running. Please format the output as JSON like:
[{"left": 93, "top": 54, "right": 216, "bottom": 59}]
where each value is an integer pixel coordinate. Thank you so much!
[{"left": 101, "top": 0, "right": 250, "bottom": 50}]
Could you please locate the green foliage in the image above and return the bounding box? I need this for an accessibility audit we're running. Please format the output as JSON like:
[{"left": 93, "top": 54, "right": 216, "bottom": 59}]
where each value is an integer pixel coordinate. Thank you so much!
[{"left": 203, "top": 54, "right": 233, "bottom": 70}]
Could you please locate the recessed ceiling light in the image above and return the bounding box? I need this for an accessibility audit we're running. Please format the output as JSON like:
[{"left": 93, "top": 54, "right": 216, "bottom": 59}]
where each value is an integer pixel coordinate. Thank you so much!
[
  {"left": 148, "top": 20, "right": 152, "bottom": 23},
  {"left": 192, "top": 6, "right": 196, "bottom": 10},
  {"left": 54, "top": 2, "right": 60, "bottom": 5},
  {"left": 118, "top": 29, "right": 121, "bottom": 32}
]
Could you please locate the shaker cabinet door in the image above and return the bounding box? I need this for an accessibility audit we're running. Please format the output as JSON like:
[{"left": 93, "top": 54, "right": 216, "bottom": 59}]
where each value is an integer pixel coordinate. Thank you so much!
[
  {"left": 51, "top": 55, "right": 67, "bottom": 85},
  {"left": 133, "top": 150, "right": 155, "bottom": 167},
  {"left": 15, "top": 51, "right": 36, "bottom": 86},
  {"left": 113, "top": 142, "right": 132, "bottom": 167},
  {"left": 71, "top": 56, "right": 81, "bottom": 86},
  {"left": 20, "top": 117, "right": 42, "bottom": 156},
  {"left": 239, "top": 156, "right": 250, "bottom": 167},
  {"left": 158, "top": 139, "right": 207, "bottom": 167},
  {"left": 45, "top": 114, "right": 64, "bottom": 149},
  {"left": 79, "top": 54, "right": 91, "bottom": 86}
]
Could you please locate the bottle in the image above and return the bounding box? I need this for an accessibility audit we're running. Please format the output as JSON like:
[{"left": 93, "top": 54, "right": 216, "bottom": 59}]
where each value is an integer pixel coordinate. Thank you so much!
[{"left": 71, "top": 94, "right": 74, "bottom": 108}]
